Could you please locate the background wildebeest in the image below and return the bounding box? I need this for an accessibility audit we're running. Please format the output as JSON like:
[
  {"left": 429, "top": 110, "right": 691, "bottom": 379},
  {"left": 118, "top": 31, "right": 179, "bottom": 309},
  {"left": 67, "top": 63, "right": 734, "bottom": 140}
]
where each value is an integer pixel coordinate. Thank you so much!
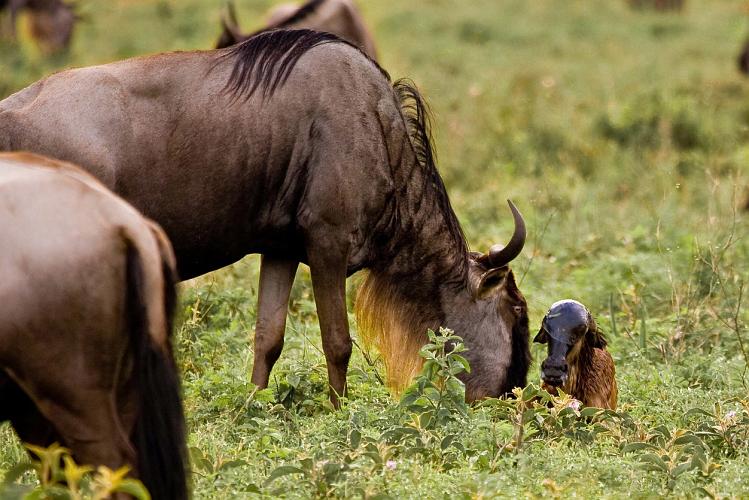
[
  {"left": 627, "top": 0, "right": 685, "bottom": 11},
  {"left": 215, "top": 0, "right": 378, "bottom": 60},
  {"left": 0, "top": 30, "right": 529, "bottom": 406},
  {"left": 0, "top": 0, "right": 76, "bottom": 51},
  {"left": 0, "top": 153, "right": 187, "bottom": 499},
  {"left": 534, "top": 300, "right": 618, "bottom": 409},
  {"left": 739, "top": 39, "right": 749, "bottom": 75}
]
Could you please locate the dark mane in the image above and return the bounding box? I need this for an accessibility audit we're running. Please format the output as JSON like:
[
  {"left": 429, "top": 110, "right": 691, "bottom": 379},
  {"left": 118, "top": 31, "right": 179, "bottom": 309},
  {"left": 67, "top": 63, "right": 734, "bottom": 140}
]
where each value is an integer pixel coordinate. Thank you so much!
[
  {"left": 221, "top": 28, "right": 388, "bottom": 101},
  {"left": 271, "top": 0, "right": 326, "bottom": 29},
  {"left": 222, "top": 29, "right": 341, "bottom": 100},
  {"left": 393, "top": 79, "right": 468, "bottom": 261}
]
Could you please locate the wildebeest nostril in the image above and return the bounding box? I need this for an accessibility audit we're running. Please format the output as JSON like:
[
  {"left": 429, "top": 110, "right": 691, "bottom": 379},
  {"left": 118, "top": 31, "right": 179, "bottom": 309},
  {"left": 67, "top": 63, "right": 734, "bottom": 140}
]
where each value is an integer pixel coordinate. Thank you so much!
[{"left": 542, "top": 358, "right": 567, "bottom": 372}]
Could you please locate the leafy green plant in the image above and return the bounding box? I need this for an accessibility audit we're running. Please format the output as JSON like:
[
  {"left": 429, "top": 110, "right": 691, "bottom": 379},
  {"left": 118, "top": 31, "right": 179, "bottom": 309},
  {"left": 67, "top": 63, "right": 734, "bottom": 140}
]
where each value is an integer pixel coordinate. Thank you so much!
[
  {"left": 398, "top": 328, "right": 470, "bottom": 429},
  {"left": 622, "top": 426, "right": 720, "bottom": 492},
  {"left": 0, "top": 444, "right": 149, "bottom": 500},
  {"left": 684, "top": 401, "right": 749, "bottom": 458}
]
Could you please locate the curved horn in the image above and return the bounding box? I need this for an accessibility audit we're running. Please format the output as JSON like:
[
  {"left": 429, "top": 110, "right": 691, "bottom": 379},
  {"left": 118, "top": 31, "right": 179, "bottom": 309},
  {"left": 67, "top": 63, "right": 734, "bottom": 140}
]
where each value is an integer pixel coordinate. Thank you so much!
[{"left": 484, "top": 200, "right": 526, "bottom": 268}]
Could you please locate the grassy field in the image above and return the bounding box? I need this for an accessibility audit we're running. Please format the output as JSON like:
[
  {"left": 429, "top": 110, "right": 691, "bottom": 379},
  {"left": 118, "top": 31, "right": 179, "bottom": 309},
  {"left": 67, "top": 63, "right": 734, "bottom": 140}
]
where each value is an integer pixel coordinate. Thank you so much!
[{"left": 2, "top": 0, "right": 749, "bottom": 497}]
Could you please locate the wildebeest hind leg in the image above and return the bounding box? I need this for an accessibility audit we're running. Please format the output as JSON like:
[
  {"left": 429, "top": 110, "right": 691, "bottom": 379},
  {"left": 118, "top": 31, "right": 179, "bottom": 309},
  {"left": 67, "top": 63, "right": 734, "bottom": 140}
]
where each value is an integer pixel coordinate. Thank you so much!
[
  {"left": 29, "top": 385, "right": 135, "bottom": 474},
  {"left": 1, "top": 375, "right": 59, "bottom": 449},
  {"left": 251, "top": 255, "right": 298, "bottom": 388},
  {"left": 308, "top": 248, "right": 352, "bottom": 408}
]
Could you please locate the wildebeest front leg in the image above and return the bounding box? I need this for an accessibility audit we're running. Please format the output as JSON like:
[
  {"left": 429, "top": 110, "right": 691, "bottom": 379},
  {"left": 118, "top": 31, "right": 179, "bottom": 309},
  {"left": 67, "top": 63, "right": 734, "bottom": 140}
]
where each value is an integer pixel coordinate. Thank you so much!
[
  {"left": 308, "top": 250, "right": 351, "bottom": 408},
  {"left": 251, "top": 256, "right": 298, "bottom": 388}
]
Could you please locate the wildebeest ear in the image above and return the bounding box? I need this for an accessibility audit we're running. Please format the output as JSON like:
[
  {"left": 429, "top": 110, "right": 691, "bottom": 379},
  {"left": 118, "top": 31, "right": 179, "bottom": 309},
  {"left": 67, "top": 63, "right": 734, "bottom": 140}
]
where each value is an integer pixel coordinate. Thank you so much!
[
  {"left": 533, "top": 328, "right": 549, "bottom": 344},
  {"left": 473, "top": 267, "right": 508, "bottom": 299},
  {"left": 591, "top": 326, "right": 608, "bottom": 349},
  {"left": 588, "top": 317, "right": 608, "bottom": 349}
]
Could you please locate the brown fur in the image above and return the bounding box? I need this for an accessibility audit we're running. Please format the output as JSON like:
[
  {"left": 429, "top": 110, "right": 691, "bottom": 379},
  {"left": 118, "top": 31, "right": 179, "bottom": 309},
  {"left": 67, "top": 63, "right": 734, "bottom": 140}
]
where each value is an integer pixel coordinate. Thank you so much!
[
  {"left": 0, "top": 152, "right": 187, "bottom": 499},
  {"left": 542, "top": 341, "right": 618, "bottom": 409},
  {"left": 355, "top": 272, "right": 435, "bottom": 394},
  {"left": 538, "top": 311, "right": 617, "bottom": 409}
]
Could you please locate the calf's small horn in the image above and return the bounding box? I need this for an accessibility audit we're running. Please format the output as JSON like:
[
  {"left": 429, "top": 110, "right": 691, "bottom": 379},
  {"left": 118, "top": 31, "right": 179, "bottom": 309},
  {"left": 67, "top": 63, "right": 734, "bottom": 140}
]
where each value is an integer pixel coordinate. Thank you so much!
[{"left": 481, "top": 200, "right": 526, "bottom": 268}]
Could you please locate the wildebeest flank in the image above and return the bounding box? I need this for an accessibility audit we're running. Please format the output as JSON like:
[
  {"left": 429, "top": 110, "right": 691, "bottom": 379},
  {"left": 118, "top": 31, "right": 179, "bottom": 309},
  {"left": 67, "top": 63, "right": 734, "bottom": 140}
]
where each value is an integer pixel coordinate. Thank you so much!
[
  {"left": 215, "top": 0, "right": 377, "bottom": 60},
  {"left": 0, "top": 30, "right": 529, "bottom": 405},
  {"left": 0, "top": 152, "right": 187, "bottom": 499}
]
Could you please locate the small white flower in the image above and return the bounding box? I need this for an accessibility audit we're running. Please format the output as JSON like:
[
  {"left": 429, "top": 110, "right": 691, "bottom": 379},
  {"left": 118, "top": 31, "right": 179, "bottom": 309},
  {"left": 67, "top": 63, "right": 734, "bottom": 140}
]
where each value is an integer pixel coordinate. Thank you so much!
[
  {"left": 567, "top": 399, "right": 582, "bottom": 411},
  {"left": 386, "top": 460, "right": 397, "bottom": 471},
  {"left": 724, "top": 410, "right": 738, "bottom": 422}
]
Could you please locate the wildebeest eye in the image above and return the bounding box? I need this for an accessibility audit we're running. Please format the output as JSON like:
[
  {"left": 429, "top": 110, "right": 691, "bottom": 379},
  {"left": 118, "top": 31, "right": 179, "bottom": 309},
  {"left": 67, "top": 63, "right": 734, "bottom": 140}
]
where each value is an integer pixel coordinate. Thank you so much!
[{"left": 512, "top": 305, "right": 523, "bottom": 315}]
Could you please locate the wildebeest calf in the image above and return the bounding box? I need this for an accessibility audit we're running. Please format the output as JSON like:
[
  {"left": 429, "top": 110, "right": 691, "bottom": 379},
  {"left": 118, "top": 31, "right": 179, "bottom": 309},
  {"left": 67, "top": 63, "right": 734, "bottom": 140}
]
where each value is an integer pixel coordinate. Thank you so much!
[
  {"left": 534, "top": 299, "right": 617, "bottom": 409},
  {"left": 0, "top": 152, "right": 187, "bottom": 499}
]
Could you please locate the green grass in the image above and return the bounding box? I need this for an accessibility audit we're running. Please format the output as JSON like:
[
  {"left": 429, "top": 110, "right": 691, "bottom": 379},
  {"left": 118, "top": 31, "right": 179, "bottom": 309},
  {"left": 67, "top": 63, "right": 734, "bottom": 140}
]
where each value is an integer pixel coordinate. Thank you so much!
[{"left": 2, "top": 0, "right": 749, "bottom": 497}]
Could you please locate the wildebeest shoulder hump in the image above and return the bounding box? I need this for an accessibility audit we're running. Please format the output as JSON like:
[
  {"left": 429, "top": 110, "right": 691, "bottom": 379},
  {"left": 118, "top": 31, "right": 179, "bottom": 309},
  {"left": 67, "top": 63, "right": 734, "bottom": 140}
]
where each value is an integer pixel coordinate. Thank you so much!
[{"left": 219, "top": 28, "right": 386, "bottom": 101}]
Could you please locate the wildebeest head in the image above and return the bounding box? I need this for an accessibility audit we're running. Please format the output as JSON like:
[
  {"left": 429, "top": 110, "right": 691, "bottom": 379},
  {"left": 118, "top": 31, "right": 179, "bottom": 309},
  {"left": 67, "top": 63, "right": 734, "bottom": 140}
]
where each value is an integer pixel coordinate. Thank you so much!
[
  {"left": 434, "top": 201, "right": 531, "bottom": 400},
  {"left": 216, "top": 1, "right": 246, "bottom": 49},
  {"left": 534, "top": 299, "right": 606, "bottom": 387},
  {"left": 27, "top": 0, "right": 77, "bottom": 52}
]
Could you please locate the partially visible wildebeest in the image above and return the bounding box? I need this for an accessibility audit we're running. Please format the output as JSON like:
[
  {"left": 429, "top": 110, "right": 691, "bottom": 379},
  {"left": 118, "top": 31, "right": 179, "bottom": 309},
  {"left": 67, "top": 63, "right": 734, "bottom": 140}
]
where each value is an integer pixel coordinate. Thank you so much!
[
  {"left": 0, "top": 30, "right": 529, "bottom": 406},
  {"left": 627, "top": 0, "right": 685, "bottom": 11},
  {"left": 0, "top": 0, "right": 76, "bottom": 51},
  {"left": 534, "top": 300, "right": 617, "bottom": 409},
  {"left": 215, "top": 0, "right": 377, "bottom": 60},
  {"left": 739, "top": 39, "right": 749, "bottom": 75},
  {"left": 0, "top": 152, "right": 187, "bottom": 498}
]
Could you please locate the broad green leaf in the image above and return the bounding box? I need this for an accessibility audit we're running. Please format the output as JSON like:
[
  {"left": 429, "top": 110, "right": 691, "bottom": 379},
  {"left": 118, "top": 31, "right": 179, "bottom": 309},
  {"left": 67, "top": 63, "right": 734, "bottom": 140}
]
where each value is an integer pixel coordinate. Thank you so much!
[
  {"left": 264, "top": 466, "right": 304, "bottom": 485},
  {"left": 638, "top": 453, "right": 668, "bottom": 472},
  {"left": 114, "top": 479, "right": 152, "bottom": 500}
]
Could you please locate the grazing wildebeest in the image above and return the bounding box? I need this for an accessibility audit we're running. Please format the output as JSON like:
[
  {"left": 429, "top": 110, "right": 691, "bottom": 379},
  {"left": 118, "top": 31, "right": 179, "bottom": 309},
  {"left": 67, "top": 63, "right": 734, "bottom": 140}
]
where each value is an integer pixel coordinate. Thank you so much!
[
  {"left": 215, "top": 0, "right": 378, "bottom": 60},
  {"left": 0, "top": 0, "right": 76, "bottom": 51},
  {"left": 534, "top": 300, "right": 617, "bottom": 409},
  {"left": 739, "top": 39, "right": 749, "bottom": 75},
  {"left": 0, "top": 152, "right": 187, "bottom": 499},
  {"left": 0, "top": 30, "right": 529, "bottom": 405}
]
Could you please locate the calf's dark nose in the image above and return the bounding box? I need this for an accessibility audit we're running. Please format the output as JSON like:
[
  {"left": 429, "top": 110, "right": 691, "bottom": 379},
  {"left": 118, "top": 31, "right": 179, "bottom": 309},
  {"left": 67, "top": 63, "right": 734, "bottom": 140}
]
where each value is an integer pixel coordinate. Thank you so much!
[{"left": 541, "top": 357, "right": 568, "bottom": 386}]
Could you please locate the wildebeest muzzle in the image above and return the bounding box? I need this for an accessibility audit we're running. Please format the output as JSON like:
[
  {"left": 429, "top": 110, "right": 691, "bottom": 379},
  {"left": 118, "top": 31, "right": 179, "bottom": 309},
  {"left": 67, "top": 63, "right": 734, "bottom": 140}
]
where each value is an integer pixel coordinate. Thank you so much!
[{"left": 540, "top": 354, "right": 569, "bottom": 386}]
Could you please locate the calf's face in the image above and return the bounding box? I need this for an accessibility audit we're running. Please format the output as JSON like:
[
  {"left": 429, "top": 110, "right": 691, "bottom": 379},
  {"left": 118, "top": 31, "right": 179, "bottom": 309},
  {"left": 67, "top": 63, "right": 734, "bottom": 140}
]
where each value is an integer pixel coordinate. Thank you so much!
[{"left": 533, "top": 299, "right": 591, "bottom": 387}]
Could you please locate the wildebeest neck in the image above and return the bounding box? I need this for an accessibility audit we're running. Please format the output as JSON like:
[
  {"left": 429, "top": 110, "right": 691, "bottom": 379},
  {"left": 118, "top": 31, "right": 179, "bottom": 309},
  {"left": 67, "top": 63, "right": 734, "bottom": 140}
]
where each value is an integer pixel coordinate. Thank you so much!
[
  {"left": 356, "top": 80, "right": 480, "bottom": 393},
  {"left": 368, "top": 80, "right": 469, "bottom": 284}
]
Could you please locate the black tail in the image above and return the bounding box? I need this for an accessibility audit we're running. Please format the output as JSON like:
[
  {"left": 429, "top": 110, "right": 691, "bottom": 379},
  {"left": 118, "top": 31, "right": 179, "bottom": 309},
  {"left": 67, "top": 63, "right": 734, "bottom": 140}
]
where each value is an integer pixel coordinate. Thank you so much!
[{"left": 125, "top": 241, "right": 188, "bottom": 500}]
